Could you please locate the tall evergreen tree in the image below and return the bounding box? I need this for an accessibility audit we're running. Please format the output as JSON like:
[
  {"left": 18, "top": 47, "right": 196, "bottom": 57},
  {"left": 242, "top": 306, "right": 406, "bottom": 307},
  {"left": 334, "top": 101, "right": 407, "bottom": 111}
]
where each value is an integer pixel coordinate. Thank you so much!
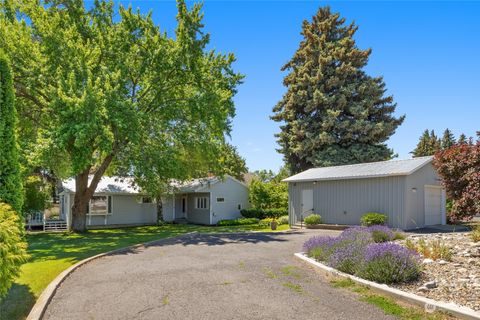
[
  {"left": 441, "top": 128, "right": 456, "bottom": 149},
  {"left": 411, "top": 129, "right": 441, "bottom": 157},
  {"left": 0, "top": 51, "right": 23, "bottom": 213},
  {"left": 458, "top": 133, "right": 468, "bottom": 145},
  {"left": 272, "top": 7, "right": 404, "bottom": 173}
]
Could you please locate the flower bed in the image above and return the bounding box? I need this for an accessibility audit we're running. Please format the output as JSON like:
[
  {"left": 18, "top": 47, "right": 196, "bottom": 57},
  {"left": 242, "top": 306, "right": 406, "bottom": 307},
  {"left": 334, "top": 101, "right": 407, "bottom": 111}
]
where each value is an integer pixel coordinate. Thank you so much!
[{"left": 303, "top": 226, "right": 421, "bottom": 284}]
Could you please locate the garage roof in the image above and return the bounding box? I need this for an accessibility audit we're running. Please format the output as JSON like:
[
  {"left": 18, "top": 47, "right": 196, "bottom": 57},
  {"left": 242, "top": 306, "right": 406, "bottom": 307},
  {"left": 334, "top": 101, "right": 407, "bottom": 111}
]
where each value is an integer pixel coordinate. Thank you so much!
[{"left": 283, "top": 156, "right": 434, "bottom": 182}]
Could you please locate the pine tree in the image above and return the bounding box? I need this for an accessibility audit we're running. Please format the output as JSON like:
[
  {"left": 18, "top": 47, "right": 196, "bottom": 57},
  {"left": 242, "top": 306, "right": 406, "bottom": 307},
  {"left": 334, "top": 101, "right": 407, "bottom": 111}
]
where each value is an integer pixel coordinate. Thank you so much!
[
  {"left": 0, "top": 51, "right": 23, "bottom": 213},
  {"left": 272, "top": 7, "right": 404, "bottom": 173},
  {"left": 441, "top": 128, "right": 456, "bottom": 149},
  {"left": 458, "top": 133, "right": 468, "bottom": 144},
  {"left": 411, "top": 129, "right": 441, "bottom": 157}
]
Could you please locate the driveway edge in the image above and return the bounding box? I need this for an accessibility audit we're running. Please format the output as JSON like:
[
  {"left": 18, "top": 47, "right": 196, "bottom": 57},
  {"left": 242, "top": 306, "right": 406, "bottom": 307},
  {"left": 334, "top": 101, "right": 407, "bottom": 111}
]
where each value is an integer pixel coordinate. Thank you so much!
[
  {"left": 27, "top": 231, "right": 198, "bottom": 320},
  {"left": 294, "top": 252, "right": 480, "bottom": 320}
]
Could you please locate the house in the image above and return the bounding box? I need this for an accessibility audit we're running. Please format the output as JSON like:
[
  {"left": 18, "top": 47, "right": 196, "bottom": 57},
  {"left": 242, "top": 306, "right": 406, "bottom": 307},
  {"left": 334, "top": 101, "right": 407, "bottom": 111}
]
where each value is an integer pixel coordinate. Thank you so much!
[
  {"left": 59, "top": 175, "right": 249, "bottom": 229},
  {"left": 59, "top": 176, "right": 157, "bottom": 229},
  {"left": 162, "top": 176, "right": 249, "bottom": 225},
  {"left": 283, "top": 156, "right": 446, "bottom": 230}
]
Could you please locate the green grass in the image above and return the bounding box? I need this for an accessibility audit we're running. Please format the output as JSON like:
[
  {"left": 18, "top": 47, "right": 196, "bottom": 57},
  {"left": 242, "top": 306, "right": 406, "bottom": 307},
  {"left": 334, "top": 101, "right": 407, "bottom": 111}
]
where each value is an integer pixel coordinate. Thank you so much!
[
  {"left": 282, "top": 281, "right": 303, "bottom": 294},
  {"left": 0, "top": 223, "right": 289, "bottom": 320},
  {"left": 329, "top": 278, "right": 453, "bottom": 320}
]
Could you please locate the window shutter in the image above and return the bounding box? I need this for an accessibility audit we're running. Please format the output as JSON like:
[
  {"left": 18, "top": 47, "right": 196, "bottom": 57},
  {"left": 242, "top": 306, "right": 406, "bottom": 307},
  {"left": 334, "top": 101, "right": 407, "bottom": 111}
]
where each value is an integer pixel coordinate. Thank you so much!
[{"left": 86, "top": 201, "right": 90, "bottom": 214}]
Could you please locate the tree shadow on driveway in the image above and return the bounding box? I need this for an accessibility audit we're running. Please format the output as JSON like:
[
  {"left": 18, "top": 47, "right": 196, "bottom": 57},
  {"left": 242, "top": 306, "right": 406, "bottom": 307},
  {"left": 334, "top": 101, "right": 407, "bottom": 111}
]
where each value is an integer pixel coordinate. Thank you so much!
[{"left": 108, "top": 231, "right": 305, "bottom": 256}]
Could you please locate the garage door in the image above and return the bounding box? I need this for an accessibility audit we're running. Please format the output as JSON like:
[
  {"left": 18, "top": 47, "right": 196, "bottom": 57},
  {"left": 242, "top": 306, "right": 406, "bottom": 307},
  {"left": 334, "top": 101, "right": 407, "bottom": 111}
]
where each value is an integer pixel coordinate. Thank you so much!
[{"left": 424, "top": 186, "right": 443, "bottom": 226}]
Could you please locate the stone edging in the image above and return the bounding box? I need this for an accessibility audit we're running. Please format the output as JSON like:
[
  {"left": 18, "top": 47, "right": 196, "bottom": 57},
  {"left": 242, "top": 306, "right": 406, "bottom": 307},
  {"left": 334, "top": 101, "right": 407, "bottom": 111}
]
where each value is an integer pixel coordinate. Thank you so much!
[
  {"left": 26, "top": 231, "right": 199, "bottom": 320},
  {"left": 294, "top": 252, "right": 480, "bottom": 320}
]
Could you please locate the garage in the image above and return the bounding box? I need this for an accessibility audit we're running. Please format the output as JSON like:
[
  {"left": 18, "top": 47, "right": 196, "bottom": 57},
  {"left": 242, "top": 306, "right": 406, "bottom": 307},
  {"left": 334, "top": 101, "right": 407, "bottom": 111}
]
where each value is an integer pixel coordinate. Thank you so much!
[{"left": 284, "top": 156, "right": 446, "bottom": 230}]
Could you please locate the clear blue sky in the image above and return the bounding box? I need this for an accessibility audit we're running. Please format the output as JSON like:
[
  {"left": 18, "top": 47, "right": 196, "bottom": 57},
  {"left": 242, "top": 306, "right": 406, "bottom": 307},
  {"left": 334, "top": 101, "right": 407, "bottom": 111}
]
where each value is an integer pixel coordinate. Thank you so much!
[{"left": 120, "top": 1, "right": 480, "bottom": 172}]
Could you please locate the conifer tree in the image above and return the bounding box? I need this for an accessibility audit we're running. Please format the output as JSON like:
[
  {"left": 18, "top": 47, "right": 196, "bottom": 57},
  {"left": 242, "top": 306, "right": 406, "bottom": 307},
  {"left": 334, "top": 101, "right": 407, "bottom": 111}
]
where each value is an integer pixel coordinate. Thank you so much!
[
  {"left": 441, "top": 128, "right": 456, "bottom": 149},
  {"left": 272, "top": 7, "right": 404, "bottom": 173},
  {"left": 0, "top": 51, "right": 23, "bottom": 213},
  {"left": 458, "top": 133, "right": 468, "bottom": 145}
]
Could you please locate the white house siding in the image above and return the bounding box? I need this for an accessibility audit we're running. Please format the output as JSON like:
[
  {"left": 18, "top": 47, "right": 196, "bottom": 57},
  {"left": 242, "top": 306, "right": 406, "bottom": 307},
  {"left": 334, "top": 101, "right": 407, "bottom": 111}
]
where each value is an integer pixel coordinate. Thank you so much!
[
  {"left": 404, "top": 164, "right": 443, "bottom": 229},
  {"left": 186, "top": 192, "right": 211, "bottom": 225},
  {"left": 210, "top": 177, "right": 249, "bottom": 224},
  {"left": 161, "top": 196, "right": 175, "bottom": 222},
  {"left": 289, "top": 177, "right": 407, "bottom": 229}
]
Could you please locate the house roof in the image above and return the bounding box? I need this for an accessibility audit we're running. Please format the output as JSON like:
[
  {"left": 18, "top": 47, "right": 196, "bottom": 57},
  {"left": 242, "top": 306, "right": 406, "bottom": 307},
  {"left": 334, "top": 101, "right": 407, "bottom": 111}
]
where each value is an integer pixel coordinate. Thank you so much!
[
  {"left": 61, "top": 175, "right": 246, "bottom": 194},
  {"left": 283, "top": 156, "right": 434, "bottom": 183},
  {"left": 61, "top": 176, "right": 140, "bottom": 194}
]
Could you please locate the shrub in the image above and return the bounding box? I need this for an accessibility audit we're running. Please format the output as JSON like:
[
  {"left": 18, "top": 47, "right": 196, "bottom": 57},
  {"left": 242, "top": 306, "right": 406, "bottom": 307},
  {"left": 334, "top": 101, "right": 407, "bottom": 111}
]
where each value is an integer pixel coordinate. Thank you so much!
[
  {"left": 406, "top": 238, "right": 453, "bottom": 261},
  {"left": 303, "top": 236, "right": 341, "bottom": 261},
  {"left": 277, "top": 215, "right": 289, "bottom": 225},
  {"left": 217, "top": 218, "right": 259, "bottom": 226},
  {"left": 240, "top": 208, "right": 266, "bottom": 220},
  {"left": 358, "top": 243, "right": 421, "bottom": 284},
  {"left": 304, "top": 214, "right": 322, "bottom": 225},
  {"left": 264, "top": 208, "right": 288, "bottom": 220},
  {"left": 360, "top": 212, "right": 388, "bottom": 226},
  {"left": 0, "top": 203, "right": 29, "bottom": 298},
  {"left": 367, "top": 225, "right": 394, "bottom": 243},
  {"left": 471, "top": 226, "right": 480, "bottom": 242}
]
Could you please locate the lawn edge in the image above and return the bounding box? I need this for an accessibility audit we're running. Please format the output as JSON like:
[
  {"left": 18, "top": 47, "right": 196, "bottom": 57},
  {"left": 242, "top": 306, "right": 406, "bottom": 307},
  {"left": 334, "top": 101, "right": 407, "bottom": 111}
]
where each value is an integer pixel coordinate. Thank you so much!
[
  {"left": 26, "top": 231, "right": 199, "bottom": 320},
  {"left": 294, "top": 252, "right": 480, "bottom": 320}
]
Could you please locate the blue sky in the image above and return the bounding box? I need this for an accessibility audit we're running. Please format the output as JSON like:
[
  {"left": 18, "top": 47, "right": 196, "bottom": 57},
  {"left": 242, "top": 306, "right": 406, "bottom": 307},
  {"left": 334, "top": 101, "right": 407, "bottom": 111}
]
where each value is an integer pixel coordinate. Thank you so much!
[{"left": 120, "top": 1, "right": 480, "bottom": 172}]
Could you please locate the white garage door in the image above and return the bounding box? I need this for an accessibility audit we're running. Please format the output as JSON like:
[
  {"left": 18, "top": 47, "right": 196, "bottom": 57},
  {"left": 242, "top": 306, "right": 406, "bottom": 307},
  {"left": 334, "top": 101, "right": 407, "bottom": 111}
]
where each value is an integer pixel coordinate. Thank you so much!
[{"left": 424, "top": 186, "right": 443, "bottom": 226}]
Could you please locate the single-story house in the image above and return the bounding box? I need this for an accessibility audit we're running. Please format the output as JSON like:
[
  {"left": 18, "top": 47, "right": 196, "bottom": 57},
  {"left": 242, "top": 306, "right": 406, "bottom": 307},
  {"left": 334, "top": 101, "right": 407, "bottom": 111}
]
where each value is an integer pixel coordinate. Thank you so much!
[
  {"left": 162, "top": 176, "right": 249, "bottom": 225},
  {"left": 283, "top": 156, "right": 446, "bottom": 230},
  {"left": 59, "top": 175, "right": 249, "bottom": 229}
]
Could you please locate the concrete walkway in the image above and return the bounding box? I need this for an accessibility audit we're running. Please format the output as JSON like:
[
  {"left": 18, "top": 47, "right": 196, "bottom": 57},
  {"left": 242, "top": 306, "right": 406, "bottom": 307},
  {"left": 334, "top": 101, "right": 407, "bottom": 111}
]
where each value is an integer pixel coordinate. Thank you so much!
[{"left": 43, "top": 230, "right": 395, "bottom": 320}]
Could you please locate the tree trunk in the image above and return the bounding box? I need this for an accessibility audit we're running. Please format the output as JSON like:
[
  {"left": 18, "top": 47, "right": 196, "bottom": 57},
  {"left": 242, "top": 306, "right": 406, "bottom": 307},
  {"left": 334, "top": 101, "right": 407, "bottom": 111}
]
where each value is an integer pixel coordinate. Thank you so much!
[
  {"left": 71, "top": 169, "right": 90, "bottom": 232},
  {"left": 70, "top": 153, "right": 115, "bottom": 232}
]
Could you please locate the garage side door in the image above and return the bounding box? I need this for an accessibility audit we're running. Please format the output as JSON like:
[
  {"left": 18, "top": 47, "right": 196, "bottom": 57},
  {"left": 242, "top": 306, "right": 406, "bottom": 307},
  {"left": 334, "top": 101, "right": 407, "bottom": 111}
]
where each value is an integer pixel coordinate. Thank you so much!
[{"left": 424, "top": 186, "right": 443, "bottom": 226}]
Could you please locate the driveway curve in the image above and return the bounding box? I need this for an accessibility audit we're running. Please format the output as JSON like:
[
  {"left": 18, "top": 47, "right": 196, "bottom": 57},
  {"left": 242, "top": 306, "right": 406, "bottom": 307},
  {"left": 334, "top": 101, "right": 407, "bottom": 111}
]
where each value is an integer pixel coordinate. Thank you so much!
[{"left": 43, "top": 230, "right": 394, "bottom": 320}]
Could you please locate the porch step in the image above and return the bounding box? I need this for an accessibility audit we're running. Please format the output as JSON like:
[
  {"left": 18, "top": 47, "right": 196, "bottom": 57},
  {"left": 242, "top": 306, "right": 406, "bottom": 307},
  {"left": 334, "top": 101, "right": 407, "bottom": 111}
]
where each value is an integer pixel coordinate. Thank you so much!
[{"left": 44, "top": 220, "right": 68, "bottom": 232}]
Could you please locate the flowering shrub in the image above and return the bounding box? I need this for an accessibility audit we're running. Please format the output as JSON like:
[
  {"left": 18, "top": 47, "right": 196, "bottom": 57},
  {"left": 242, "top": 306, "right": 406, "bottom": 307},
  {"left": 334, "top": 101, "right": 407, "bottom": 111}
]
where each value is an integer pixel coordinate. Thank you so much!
[
  {"left": 358, "top": 243, "right": 421, "bottom": 284},
  {"left": 303, "top": 226, "right": 421, "bottom": 284}
]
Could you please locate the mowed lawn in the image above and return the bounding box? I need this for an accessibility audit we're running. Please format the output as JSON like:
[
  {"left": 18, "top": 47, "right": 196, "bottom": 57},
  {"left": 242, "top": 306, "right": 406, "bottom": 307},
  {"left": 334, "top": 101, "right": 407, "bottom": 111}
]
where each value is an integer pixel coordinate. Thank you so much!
[{"left": 0, "top": 223, "right": 289, "bottom": 320}]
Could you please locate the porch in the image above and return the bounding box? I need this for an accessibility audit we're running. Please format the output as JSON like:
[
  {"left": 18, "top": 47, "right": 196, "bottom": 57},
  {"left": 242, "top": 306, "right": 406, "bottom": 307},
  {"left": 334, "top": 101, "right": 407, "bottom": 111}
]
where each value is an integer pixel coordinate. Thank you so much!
[
  {"left": 171, "top": 192, "right": 212, "bottom": 225},
  {"left": 25, "top": 212, "right": 68, "bottom": 231}
]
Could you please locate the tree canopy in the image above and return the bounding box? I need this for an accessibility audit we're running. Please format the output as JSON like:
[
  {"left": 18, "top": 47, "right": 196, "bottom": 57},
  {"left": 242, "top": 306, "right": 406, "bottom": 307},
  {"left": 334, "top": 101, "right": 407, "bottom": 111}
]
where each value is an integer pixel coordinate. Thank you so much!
[
  {"left": 1, "top": 0, "right": 243, "bottom": 231},
  {"left": 272, "top": 6, "right": 404, "bottom": 173}
]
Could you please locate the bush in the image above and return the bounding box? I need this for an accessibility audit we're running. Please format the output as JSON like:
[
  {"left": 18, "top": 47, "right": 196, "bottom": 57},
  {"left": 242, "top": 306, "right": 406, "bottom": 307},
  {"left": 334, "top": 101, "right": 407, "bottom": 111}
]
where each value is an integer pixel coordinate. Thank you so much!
[
  {"left": 0, "top": 203, "right": 29, "bottom": 298},
  {"left": 240, "top": 208, "right": 266, "bottom": 220},
  {"left": 471, "top": 226, "right": 480, "bottom": 242},
  {"left": 277, "top": 215, "right": 289, "bottom": 225},
  {"left": 304, "top": 214, "right": 322, "bottom": 225},
  {"left": 217, "top": 218, "right": 259, "bottom": 226},
  {"left": 360, "top": 212, "right": 388, "bottom": 226},
  {"left": 264, "top": 208, "right": 288, "bottom": 220},
  {"left": 367, "top": 225, "right": 394, "bottom": 243},
  {"left": 358, "top": 243, "right": 421, "bottom": 284},
  {"left": 407, "top": 238, "right": 452, "bottom": 261}
]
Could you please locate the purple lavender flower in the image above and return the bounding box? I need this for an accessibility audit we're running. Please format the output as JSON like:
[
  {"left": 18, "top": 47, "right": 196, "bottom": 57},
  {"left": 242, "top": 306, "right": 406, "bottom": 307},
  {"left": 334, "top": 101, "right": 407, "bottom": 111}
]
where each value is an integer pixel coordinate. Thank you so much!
[
  {"left": 366, "top": 225, "right": 395, "bottom": 243},
  {"left": 359, "top": 242, "right": 421, "bottom": 284}
]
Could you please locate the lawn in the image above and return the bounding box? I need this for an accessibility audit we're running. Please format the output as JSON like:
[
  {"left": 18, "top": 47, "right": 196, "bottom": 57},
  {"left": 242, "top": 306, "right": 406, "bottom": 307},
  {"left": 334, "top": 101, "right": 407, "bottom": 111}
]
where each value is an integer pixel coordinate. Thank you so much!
[{"left": 0, "top": 223, "right": 289, "bottom": 320}]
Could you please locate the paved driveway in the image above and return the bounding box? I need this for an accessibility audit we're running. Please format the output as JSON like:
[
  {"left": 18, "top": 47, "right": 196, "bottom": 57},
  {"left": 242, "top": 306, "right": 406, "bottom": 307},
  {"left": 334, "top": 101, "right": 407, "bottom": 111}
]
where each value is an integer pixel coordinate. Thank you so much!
[{"left": 43, "top": 230, "right": 394, "bottom": 320}]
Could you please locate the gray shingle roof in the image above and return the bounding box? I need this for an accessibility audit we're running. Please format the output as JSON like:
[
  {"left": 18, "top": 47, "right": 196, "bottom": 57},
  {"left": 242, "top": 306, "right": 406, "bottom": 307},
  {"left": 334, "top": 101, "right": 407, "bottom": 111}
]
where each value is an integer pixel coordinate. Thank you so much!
[{"left": 283, "top": 156, "right": 434, "bottom": 183}]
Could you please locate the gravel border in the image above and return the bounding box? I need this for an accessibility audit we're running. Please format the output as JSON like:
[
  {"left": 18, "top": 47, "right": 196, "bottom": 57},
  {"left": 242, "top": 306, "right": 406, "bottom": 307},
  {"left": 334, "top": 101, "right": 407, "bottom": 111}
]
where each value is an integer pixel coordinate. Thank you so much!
[{"left": 294, "top": 252, "right": 480, "bottom": 320}]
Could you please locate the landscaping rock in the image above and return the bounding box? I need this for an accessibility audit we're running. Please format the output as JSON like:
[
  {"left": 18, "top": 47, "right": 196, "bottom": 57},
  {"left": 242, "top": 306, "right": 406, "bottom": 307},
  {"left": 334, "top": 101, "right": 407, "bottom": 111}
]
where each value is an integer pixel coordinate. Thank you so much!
[{"left": 394, "top": 232, "right": 480, "bottom": 311}]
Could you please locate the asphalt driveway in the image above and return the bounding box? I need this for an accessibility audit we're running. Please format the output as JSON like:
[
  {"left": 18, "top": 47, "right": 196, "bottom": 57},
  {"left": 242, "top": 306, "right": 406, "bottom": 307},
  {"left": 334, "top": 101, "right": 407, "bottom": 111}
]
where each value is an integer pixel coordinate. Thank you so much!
[{"left": 43, "top": 229, "right": 395, "bottom": 320}]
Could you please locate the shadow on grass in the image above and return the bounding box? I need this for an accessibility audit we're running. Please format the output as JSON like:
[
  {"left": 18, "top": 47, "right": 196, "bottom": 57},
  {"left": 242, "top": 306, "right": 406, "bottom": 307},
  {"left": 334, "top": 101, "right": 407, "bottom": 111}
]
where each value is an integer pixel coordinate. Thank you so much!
[{"left": 0, "top": 284, "right": 36, "bottom": 320}]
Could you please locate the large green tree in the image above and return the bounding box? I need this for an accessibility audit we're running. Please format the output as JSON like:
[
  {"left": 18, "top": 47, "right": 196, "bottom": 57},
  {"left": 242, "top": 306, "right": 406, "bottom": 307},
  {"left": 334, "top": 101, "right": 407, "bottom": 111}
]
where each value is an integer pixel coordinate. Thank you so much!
[
  {"left": 0, "top": 51, "right": 23, "bottom": 212},
  {"left": 441, "top": 128, "right": 456, "bottom": 150},
  {"left": 411, "top": 129, "right": 441, "bottom": 157},
  {"left": 272, "top": 7, "right": 404, "bottom": 173},
  {"left": 2, "top": 0, "right": 242, "bottom": 232}
]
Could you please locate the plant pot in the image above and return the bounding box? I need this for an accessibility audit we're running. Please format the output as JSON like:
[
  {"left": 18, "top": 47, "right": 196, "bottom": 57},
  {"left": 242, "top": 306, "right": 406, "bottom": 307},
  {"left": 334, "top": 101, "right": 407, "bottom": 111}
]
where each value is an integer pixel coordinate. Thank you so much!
[{"left": 270, "top": 220, "right": 278, "bottom": 230}]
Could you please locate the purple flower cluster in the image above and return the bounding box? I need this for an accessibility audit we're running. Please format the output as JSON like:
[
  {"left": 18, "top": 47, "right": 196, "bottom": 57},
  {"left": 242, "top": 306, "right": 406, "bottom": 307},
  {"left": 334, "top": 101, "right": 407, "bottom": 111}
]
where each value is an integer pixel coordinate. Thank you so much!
[
  {"left": 360, "top": 242, "right": 421, "bottom": 284},
  {"left": 303, "top": 226, "right": 421, "bottom": 284}
]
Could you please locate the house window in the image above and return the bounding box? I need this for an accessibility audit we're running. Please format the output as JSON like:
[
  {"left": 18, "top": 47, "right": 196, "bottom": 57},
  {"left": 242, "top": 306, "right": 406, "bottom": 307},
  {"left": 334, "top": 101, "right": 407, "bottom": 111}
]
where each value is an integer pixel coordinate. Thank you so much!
[
  {"left": 237, "top": 204, "right": 242, "bottom": 210},
  {"left": 195, "top": 197, "right": 208, "bottom": 209},
  {"left": 216, "top": 197, "right": 225, "bottom": 203},
  {"left": 137, "top": 196, "right": 153, "bottom": 204},
  {"left": 89, "top": 196, "right": 111, "bottom": 215}
]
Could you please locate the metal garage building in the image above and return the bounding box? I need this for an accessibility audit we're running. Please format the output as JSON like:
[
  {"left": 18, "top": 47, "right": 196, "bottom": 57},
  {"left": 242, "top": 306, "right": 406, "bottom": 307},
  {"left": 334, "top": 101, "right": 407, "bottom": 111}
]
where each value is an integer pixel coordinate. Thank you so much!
[{"left": 283, "top": 156, "right": 446, "bottom": 230}]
